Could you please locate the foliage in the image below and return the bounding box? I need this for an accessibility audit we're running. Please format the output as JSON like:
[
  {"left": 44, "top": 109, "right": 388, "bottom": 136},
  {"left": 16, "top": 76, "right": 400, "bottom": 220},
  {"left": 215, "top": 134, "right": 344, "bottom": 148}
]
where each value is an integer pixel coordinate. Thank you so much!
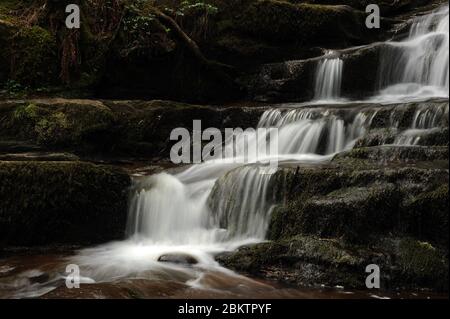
[{"left": 9, "top": 25, "right": 58, "bottom": 86}]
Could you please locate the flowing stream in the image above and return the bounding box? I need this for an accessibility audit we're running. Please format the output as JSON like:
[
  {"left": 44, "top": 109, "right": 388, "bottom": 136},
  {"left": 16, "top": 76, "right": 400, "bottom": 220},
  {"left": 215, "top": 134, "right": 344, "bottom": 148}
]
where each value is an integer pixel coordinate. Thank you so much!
[
  {"left": 66, "top": 3, "right": 450, "bottom": 289},
  {"left": 375, "top": 4, "right": 449, "bottom": 101},
  {"left": 2, "top": 3, "right": 448, "bottom": 298}
]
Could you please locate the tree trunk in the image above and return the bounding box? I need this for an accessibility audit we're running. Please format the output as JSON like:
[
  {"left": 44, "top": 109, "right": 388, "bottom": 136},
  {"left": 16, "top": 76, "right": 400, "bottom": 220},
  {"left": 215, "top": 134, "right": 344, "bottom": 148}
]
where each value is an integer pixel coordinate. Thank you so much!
[{"left": 152, "top": 8, "right": 211, "bottom": 66}]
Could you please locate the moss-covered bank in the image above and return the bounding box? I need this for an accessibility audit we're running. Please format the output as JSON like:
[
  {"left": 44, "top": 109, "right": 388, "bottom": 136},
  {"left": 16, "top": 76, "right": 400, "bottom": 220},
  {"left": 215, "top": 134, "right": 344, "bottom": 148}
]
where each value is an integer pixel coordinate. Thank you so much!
[
  {"left": 0, "top": 161, "right": 130, "bottom": 247},
  {"left": 0, "top": 99, "right": 265, "bottom": 158}
]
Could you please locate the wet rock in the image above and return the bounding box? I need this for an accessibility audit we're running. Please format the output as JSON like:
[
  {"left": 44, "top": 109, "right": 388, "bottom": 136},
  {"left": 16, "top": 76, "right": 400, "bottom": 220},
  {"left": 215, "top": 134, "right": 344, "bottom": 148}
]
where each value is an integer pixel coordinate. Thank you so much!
[
  {"left": 217, "top": 236, "right": 449, "bottom": 291},
  {"left": 158, "top": 254, "right": 198, "bottom": 265},
  {"left": 245, "top": 59, "right": 316, "bottom": 102},
  {"left": 416, "top": 128, "right": 449, "bottom": 146},
  {"left": 40, "top": 279, "right": 188, "bottom": 299},
  {"left": 340, "top": 44, "right": 383, "bottom": 99},
  {"left": 355, "top": 128, "right": 398, "bottom": 147},
  {"left": 29, "top": 272, "right": 50, "bottom": 284},
  {"left": 270, "top": 164, "right": 449, "bottom": 245}
]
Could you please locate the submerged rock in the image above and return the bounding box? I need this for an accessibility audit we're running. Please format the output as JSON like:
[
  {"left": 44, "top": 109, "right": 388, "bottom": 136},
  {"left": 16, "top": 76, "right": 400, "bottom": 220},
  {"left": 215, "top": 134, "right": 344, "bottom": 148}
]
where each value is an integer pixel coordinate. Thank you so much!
[{"left": 158, "top": 254, "right": 198, "bottom": 265}]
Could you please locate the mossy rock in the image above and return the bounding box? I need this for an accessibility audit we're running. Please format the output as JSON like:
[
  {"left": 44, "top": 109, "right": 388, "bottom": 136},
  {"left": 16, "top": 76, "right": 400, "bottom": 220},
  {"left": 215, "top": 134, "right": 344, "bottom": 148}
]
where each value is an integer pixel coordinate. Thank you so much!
[
  {"left": 0, "top": 99, "right": 265, "bottom": 158},
  {"left": 269, "top": 165, "right": 449, "bottom": 246},
  {"left": 2, "top": 100, "right": 117, "bottom": 150},
  {"left": 336, "top": 145, "right": 449, "bottom": 163},
  {"left": 217, "top": 235, "right": 448, "bottom": 290},
  {"left": 0, "top": 161, "right": 131, "bottom": 247},
  {"left": 355, "top": 128, "right": 398, "bottom": 147},
  {"left": 270, "top": 183, "right": 401, "bottom": 243},
  {"left": 401, "top": 185, "right": 449, "bottom": 246},
  {"left": 395, "top": 238, "right": 449, "bottom": 290},
  {"left": 416, "top": 128, "right": 449, "bottom": 146}
]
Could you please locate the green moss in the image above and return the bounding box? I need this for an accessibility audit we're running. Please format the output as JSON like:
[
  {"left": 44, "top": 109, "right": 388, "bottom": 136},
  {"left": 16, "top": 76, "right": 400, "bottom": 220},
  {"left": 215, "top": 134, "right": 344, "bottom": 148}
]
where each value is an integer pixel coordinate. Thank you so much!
[
  {"left": 0, "top": 99, "right": 263, "bottom": 157},
  {"left": 401, "top": 184, "right": 449, "bottom": 246},
  {"left": 396, "top": 238, "right": 448, "bottom": 289},
  {"left": 0, "top": 161, "right": 131, "bottom": 246},
  {"left": 5, "top": 101, "right": 117, "bottom": 149},
  {"left": 13, "top": 103, "right": 40, "bottom": 121},
  {"left": 9, "top": 26, "right": 58, "bottom": 86},
  {"left": 0, "top": 0, "right": 20, "bottom": 22}
]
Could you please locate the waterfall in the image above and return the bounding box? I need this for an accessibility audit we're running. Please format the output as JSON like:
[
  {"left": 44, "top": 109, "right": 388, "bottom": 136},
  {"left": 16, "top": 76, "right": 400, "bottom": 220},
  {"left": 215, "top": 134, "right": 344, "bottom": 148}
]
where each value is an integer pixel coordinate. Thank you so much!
[
  {"left": 124, "top": 106, "right": 376, "bottom": 250},
  {"left": 258, "top": 108, "right": 374, "bottom": 154},
  {"left": 208, "top": 166, "right": 278, "bottom": 241},
  {"left": 377, "top": 5, "right": 449, "bottom": 100},
  {"left": 68, "top": 4, "right": 449, "bottom": 288},
  {"left": 314, "top": 56, "right": 344, "bottom": 101},
  {"left": 126, "top": 173, "right": 218, "bottom": 244},
  {"left": 395, "top": 102, "right": 449, "bottom": 145},
  {"left": 92, "top": 6, "right": 447, "bottom": 248}
]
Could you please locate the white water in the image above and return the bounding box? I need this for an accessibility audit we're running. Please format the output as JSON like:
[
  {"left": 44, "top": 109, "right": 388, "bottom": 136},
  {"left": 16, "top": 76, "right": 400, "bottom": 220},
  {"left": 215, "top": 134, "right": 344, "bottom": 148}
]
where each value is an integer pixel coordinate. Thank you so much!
[
  {"left": 394, "top": 102, "right": 449, "bottom": 145},
  {"left": 314, "top": 54, "right": 344, "bottom": 102},
  {"left": 375, "top": 5, "right": 449, "bottom": 102}
]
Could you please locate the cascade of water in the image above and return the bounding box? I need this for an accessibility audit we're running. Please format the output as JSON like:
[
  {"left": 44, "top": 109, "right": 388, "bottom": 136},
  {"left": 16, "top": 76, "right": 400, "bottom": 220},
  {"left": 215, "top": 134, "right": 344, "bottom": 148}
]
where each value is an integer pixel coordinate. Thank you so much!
[
  {"left": 208, "top": 166, "right": 278, "bottom": 241},
  {"left": 377, "top": 5, "right": 449, "bottom": 100},
  {"left": 259, "top": 108, "right": 375, "bottom": 154},
  {"left": 394, "top": 102, "right": 449, "bottom": 145},
  {"left": 124, "top": 106, "right": 376, "bottom": 249},
  {"left": 314, "top": 56, "right": 344, "bottom": 101},
  {"left": 69, "top": 4, "right": 449, "bottom": 289}
]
